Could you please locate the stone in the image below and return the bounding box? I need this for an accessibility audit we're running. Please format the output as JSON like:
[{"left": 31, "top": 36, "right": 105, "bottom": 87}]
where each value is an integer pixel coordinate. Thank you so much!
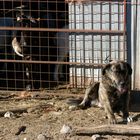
[
  {"left": 37, "top": 134, "right": 47, "bottom": 140},
  {"left": 91, "top": 134, "right": 101, "bottom": 140},
  {"left": 60, "top": 124, "right": 72, "bottom": 134}
]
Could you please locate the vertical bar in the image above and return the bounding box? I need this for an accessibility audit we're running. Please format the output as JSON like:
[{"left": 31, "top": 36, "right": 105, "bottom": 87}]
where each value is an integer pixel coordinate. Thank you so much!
[
  {"left": 118, "top": 1, "right": 120, "bottom": 60},
  {"left": 74, "top": 2, "right": 77, "bottom": 88},
  {"left": 109, "top": 1, "right": 112, "bottom": 59},
  {"left": 123, "top": 0, "right": 127, "bottom": 60},
  {"left": 91, "top": 2, "right": 94, "bottom": 83},
  {"left": 100, "top": 2, "right": 103, "bottom": 64},
  {"left": 126, "top": 0, "right": 132, "bottom": 64},
  {"left": 38, "top": 0, "right": 41, "bottom": 89},
  {"left": 82, "top": 3, "right": 85, "bottom": 88}
]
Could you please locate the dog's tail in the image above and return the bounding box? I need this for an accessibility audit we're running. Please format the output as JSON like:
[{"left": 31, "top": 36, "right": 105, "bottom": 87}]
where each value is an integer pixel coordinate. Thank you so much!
[{"left": 66, "top": 97, "right": 83, "bottom": 106}]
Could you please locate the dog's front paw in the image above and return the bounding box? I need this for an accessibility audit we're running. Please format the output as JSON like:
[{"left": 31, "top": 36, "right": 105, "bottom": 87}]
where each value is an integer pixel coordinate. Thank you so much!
[
  {"left": 78, "top": 103, "right": 86, "bottom": 109},
  {"left": 108, "top": 116, "right": 117, "bottom": 124},
  {"left": 123, "top": 116, "right": 133, "bottom": 123},
  {"left": 108, "top": 118, "right": 117, "bottom": 124}
]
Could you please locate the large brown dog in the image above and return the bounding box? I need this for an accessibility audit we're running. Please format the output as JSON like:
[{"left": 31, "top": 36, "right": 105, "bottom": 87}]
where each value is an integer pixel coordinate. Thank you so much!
[{"left": 68, "top": 60, "right": 133, "bottom": 124}]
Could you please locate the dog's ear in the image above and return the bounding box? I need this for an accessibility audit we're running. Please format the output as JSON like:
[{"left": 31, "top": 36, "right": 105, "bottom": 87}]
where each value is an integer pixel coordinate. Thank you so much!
[
  {"left": 126, "top": 63, "right": 132, "bottom": 75},
  {"left": 102, "top": 64, "right": 111, "bottom": 75}
]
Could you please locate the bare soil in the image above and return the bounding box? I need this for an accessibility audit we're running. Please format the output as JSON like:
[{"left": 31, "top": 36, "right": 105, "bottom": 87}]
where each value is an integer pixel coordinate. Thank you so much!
[{"left": 0, "top": 89, "right": 139, "bottom": 140}]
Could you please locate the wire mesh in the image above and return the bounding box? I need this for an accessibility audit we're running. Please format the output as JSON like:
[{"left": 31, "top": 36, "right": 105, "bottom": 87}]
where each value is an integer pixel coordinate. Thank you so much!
[
  {"left": 0, "top": 0, "right": 128, "bottom": 90},
  {"left": 69, "top": 0, "right": 127, "bottom": 87}
]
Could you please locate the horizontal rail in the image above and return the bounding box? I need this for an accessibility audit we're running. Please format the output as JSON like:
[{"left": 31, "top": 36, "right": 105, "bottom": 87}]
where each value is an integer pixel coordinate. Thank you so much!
[
  {"left": 0, "top": 27, "right": 125, "bottom": 35},
  {"left": 0, "top": 59, "right": 105, "bottom": 67},
  {"left": 0, "top": 0, "right": 133, "bottom": 4}
]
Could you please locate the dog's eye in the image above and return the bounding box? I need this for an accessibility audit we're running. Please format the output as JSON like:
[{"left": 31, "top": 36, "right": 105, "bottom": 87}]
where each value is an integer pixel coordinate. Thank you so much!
[
  {"left": 115, "top": 71, "right": 119, "bottom": 74},
  {"left": 115, "top": 70, "right": 125, "bottom": 74},
  {"left": 121, "top": 70, "right": 125, "bottom": 74},
  {"left": 113, "top": 70, "right": 120, "bottom": 74}
]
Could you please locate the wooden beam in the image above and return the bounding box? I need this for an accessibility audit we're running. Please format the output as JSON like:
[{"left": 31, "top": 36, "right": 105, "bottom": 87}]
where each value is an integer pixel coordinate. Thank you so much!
[{"left": 73, "top": 125, "right": 140, "bottom": 136}]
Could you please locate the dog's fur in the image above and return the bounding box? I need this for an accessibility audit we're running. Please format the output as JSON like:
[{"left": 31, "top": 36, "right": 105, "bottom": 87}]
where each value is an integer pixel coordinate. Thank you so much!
[{"left": 68, "top": 60, "right": 133, "bottom": 124}]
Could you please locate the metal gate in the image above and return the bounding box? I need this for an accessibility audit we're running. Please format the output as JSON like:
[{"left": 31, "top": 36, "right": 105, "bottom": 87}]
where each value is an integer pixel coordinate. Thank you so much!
[{"left": 0, "top": 0, "right": 131, "bottom": 90}]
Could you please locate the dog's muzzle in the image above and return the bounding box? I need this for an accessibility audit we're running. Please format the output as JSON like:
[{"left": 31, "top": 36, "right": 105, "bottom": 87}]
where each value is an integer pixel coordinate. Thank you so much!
[{"left": 117, "top": 82, "right": 128, "bottom": 94}]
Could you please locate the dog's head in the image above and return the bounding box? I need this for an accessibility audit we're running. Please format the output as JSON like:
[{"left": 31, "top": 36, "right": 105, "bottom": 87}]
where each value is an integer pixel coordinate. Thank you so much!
[{"left": 102, "top": 60, "right": 132, "bottom": 94}]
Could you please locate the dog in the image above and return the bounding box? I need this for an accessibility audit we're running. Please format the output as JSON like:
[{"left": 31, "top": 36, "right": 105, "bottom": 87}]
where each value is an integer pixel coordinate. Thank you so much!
[{"left": 68, "top": 60, "right": 133, "bottom": 124}]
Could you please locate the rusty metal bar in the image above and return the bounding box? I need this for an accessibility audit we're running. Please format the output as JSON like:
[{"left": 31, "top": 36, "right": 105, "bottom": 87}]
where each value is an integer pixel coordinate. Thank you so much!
[
  {"left": 0, "top": 0, "right": 137, "bottom": 4},
  {"left": 0, "top": 27, "right": 125, "bottom": 35},
  {"left": 66, "top": 0, "right": 132, "bottom": 4},
  {"left": 0, "top": 59, "right": 105, "bottom": 67},
  {"left": 0, "top": 0, "right": 124, "bottom": 2}
]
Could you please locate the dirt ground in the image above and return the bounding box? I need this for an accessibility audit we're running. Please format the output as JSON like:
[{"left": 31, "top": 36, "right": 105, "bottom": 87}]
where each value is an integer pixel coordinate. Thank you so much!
[{"left": 0, "top": 89, "right": 139, "bottom": 140}]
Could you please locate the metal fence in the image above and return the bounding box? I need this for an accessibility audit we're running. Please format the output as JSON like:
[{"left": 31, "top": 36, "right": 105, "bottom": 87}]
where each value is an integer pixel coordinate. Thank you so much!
[
  {"left": 69, "top": 0, "right": 127, "bottom": 87},
  {"left": 0, "top": 0, "right": 129, "bottom": 90}
]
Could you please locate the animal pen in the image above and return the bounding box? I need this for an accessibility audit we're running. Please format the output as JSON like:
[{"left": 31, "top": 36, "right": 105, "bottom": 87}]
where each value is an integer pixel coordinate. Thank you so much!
[{"left": 0, "top": 0, "right": 138, "bottom": 91}]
